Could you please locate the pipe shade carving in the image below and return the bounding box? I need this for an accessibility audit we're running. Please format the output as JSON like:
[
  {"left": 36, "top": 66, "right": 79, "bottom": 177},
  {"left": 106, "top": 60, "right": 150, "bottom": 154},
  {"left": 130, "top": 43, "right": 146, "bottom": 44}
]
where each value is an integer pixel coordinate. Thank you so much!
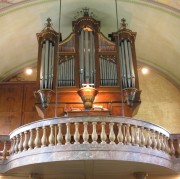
[
  {"left": 77, "top": 85, "right": 98, "bottom": 110},
  {"left": 123, "top": 88, "right": 138, "bottom": 107},
  {"left": 34, "top": 89, "right": 54, "bottom": 109}
]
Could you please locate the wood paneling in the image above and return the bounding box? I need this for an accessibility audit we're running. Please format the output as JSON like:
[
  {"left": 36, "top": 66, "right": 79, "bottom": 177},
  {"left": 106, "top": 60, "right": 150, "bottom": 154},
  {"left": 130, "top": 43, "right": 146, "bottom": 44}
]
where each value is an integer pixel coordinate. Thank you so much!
[
  {"left": 0, "top": 82, "right": 141, "bottom": 135},
  {"left": 0, "top": 85, "right": 23, "bottom": 112},
  {"left": 0, "top": 112, "right": 21, "bottom": 134},
  {"left": 0, "top": 82, "right": 38, "bottom": 134}
]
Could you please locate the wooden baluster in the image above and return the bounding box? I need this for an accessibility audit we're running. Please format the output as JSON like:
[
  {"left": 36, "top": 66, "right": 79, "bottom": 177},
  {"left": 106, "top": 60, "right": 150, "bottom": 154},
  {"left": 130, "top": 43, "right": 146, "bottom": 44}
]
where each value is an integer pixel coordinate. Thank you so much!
[
  {"left": 23, "top": 131, "right": 28, "bottom": 151},
  {"left": 92, "top": 122, "right": 98, "bottom": 144},
  {"left": 9, "top": 138, "right": 15, "bottom": 155},
  {"left": 177, "top": 139, "right": 180, "bottom": 157},
  {"left": 101, "top": 122, "right": 107, "bottom": 144},
  {"left": 12, "top": 137, "right": 16, "bottom": 154},
  {"left": 49, "top": 124, "right": 55, "bottom": 146},
  {"left": 8, "top": 139, "right": 12, "bottom": 155},
  {"left": 164, "top": 136, "right": 168, "bottom": 153},
  {"left": 169, "top": 139, "right": 175, "bottom": 156},
  {"left": 34, "top": 128, "right": 41, "bottom": 148},
  {"left": 41, "top": 126, "right": 47, "bottom": 147},
  {"left": 117, "top": 123, "right": 123, "bottom": 145},
  {"left": 28, "top": 129, "right": 34, "bottom": 150},
  {"left": 146, "top": 128, "right": 152, "bottom": 148},
  {"left": 165, "top": 137, "right": 170, "bottom": 154},
  {"left": 109, "top": 123, "right": 115, "bottom": 144},
  {"left": 2, "top": 141, "right": 7, "bottom": 160},
  {"left": 123, "top": 125, "right": 127, "bottom": 145},
  {"left": 83, "top": 122, "right": 89, "bottom": 144},
  {"left": 65, "top": 123, "right": 71, "bottom": 145},
  {"left": 156, "top": 132, "right": 161, "bottom": 151},
  {"left": 152, "top": 130, "right": 157, "bottom": 149},
  {"left": 131, "top": 126, "right": 135, "bottom": 145},
  {"left": 161, "top": 134, "right": 166, "bottom": 152},
  {"left": 57, "top": 124, "right": 63, "bottom": 145},
  {"left": 74, "top": 123, "right": 80, "bottom": 144},
  {"left": 14, "top": 135, "right": 19, "bottom": 153},
  {"left": 134, "top": 126, "right": 140, "bottom": 146},
  {"left": 126, "top": 124, "right": 132, "bottom": 145},
  {"left": 139, "top": 127, "right": 145, "bottom": 147},
  {"left": 18, "top": 133, "right": 23, "bottom": 153}
]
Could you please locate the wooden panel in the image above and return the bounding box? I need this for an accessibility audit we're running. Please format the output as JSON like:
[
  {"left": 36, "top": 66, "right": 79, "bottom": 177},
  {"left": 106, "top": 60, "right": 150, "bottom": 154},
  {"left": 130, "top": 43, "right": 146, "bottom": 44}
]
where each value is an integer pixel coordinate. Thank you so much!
[
  {"left": 21, "top": 83, "right": 38, "bottom": 125},
  {"left": 23, "top": 112, "right": 40, "bottom": 124},
  {"left": 0, "top": 112, "right": 21, "bottom": 134},
  {"left": 0, "top": 85, "right": 23, "bottom": 112},
  {"left": 95, "top": 91, "right": 121, "bottom": 103},
  {"left": 111, "top": 104, "right": 122, "bottom": 116},
  {"left": 67, "top": 110, "right": 110, "bottom": 117},
  {"left": 0, "top": 83, "right": 38, "bottom": 134},
  {"left": 23, "top": 84, "right": 38, "bottom": 112}
]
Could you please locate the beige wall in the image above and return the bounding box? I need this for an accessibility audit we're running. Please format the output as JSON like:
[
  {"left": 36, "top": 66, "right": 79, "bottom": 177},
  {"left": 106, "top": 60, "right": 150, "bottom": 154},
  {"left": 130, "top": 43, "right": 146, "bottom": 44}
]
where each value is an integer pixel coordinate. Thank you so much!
[{"left": 135, "top": 68, "right": 180, "bottom": 133}]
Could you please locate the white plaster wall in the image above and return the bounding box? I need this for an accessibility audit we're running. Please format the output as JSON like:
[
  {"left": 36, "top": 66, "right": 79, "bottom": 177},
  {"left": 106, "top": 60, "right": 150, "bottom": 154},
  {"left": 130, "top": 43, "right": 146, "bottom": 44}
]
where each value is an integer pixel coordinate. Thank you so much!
[{"left": 135, "top": 68, "right": 180, "bottom": 133}]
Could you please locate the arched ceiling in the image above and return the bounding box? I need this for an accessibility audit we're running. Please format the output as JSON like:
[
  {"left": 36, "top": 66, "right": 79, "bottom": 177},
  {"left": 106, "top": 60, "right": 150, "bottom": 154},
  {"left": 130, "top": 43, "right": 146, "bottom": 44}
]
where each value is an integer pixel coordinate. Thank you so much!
[{"left": 0, "top": 0, "right": 180, "bottom": 87}]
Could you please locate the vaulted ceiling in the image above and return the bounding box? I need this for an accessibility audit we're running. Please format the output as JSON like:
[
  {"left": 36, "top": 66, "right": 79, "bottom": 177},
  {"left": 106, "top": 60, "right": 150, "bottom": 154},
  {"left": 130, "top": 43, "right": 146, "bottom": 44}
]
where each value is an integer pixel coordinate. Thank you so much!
[{"left": 0, "top": 0, "right": 179, "bottom": 87}]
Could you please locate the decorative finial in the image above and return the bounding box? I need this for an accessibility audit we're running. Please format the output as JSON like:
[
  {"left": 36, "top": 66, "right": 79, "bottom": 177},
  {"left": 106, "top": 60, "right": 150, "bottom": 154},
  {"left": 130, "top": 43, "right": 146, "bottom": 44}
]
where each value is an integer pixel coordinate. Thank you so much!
[
  {"left": 120, "top": 18, "right": 128, "bottom": 29},
  {"left": 45, "top": 17, "right": 52, "bottom": 28},
  {"left": 83, "top": 7, "right": 89, "bottom": 17},
  {"left": 74, "top": 7, "right": 97, "bottom": 20}
]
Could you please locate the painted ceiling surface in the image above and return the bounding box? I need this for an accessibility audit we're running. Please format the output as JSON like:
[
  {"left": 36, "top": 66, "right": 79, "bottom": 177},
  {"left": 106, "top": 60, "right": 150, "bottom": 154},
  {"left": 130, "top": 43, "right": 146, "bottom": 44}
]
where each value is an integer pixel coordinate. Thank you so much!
[
  {"left": 0, "top": 0, "right": 179, "bottom": 87},
  {"left": 0, "top": 0, "right": 180, "bottom": 11}
]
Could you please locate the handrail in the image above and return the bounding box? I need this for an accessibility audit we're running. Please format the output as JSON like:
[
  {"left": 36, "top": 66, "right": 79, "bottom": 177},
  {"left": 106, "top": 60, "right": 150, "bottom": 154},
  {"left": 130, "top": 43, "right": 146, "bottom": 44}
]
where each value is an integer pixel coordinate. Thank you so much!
[
  {"left": 0, "top": 117, "right": 179, "bottom": 161},
  {"left": 10, "top": 116, "right": 170, "bottom": 138}
]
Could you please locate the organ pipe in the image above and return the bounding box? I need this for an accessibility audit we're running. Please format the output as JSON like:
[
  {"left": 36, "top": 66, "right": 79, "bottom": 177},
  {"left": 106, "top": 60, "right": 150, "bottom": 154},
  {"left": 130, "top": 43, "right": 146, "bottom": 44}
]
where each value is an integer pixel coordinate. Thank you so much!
[
  {"left": 37, "top": 18, "right": 59, "bottom": 90},
  {"left": 58, "top": 57, "right": 75, "bottom": 87},
  {"left": 79, "top": 29, "right": 95, "bottom": 86},
  {"left": 99, "top": 56, "right": 118, "bottom": 86},
  {"left": 79, "top": 30, "right": 84, "bottom": 85},
  {"left": 119, "top": 39, "right": 135, "bottom": 89},
  {"left": 40, "top": 40, "right": 55, "bottom": 90},
  {"left": 128, "top": 41, "right": 135, "bottom": 87}
]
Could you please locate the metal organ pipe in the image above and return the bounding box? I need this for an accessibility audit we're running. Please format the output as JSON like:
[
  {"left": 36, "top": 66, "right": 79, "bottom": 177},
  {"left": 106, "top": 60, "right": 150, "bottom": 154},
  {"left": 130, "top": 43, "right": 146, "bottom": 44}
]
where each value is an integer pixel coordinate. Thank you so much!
[
  {"left": 124, "top": 40, "right": 131, "bottom": 87},
  {"left": 40, "top": 42, "right": 45, "bottom": 89},
  {"left": 79, "top": 30, "right": 84, "bottom": 85},
  {"left": 120, "top": 42, "right": 127, "bottom": 88},
  {"left": 99, "top": 56, "right": 118, "bottom": 86},
  {"left": 90, "top": 31, "right": 95, "bottom": 83},
  {"left": 79, "top": 29, "right": 95, "bottom": 86},
  {"left": 44, "top": 40, "right": 49, "bottom": 89},
  {"left": 48, "top": 42, "right": 52, "bottom": 89},
  {"left": 58, "top": 57, "right": 75, "bottom": 87},
  {"left": 72, "top": 58, "right": 75, "bottom": 86},
  {"left": 40, "top": 40, "right": 54, "bottom": 89},
  {"left": 64, "top": 57, "right": 67, "bottom": 86},
  {"left": 85, "top": 30, "right": 89, "bottom": 83},
  {"left": 119, "top": 40, "right": 135, "bottom": 89},
  {"left": 128, "top": 41, "right": 135, "bottom": 87}
]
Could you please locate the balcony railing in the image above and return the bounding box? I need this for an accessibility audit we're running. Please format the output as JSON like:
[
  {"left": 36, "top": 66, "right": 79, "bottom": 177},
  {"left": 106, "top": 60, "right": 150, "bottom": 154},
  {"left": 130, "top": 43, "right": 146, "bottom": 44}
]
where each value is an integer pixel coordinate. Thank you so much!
[{"left": 0, "top": 116, "right": 180, "bottom": 173}]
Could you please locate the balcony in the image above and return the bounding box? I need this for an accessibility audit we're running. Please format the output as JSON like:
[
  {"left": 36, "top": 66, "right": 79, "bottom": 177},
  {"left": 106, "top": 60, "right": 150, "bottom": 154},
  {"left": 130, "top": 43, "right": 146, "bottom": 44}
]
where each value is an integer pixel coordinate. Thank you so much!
[{"left": 0, "top": 116, "right": 180, "bottom": 178}]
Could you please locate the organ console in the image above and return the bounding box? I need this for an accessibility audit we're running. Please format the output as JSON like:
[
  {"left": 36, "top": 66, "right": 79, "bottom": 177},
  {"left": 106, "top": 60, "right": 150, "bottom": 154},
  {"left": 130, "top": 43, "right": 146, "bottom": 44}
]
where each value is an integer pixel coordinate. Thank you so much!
[{"left": 34, "top": 8, "right": 141, "bottom": 117}]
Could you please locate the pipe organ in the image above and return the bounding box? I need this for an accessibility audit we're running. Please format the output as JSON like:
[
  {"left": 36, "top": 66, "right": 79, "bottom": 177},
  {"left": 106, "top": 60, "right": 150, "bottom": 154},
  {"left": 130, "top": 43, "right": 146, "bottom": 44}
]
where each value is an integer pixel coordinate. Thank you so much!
[
  {"left": 36, "top": 10, "right": 141, "bottom": 117},
  {"left": 36, "top": 18, "right": 59, "bottom": 90},
  {"left": 110, "top": 18, "right": 139, "bottom": 90}
]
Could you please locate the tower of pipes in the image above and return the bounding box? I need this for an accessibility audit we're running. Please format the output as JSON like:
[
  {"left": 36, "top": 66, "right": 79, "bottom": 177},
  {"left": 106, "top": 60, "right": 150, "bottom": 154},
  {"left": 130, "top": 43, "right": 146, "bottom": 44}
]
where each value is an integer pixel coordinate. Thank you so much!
[{"left": 36, "top": 18, "right": 60, "bottom": 90}]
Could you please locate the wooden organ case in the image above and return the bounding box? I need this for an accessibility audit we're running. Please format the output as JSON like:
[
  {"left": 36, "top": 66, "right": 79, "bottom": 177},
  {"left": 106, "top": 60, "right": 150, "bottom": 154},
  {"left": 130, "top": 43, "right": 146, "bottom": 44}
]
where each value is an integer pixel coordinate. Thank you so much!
[{"left": 35, "top": 10, "right": 141, "bottom": 118}]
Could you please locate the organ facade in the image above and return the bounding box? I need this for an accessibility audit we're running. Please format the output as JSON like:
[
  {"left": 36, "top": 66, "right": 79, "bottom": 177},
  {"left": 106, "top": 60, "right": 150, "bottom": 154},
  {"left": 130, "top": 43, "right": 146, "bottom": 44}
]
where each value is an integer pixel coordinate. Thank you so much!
[{"left": 35, "top": 8, "right": 141, "bottom": 117}]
